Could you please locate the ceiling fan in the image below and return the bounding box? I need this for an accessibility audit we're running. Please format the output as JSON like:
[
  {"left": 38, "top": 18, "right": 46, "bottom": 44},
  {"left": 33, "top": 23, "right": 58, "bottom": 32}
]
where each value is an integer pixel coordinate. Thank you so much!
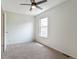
[{"left": 20, "top": 0, "right": 47, "bottom": 11}]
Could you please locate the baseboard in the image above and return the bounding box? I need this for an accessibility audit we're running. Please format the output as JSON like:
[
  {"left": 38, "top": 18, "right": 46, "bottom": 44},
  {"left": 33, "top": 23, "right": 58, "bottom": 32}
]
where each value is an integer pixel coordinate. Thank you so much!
[{"left": 34, "top": 40, "right": 76, "bottom": 59}]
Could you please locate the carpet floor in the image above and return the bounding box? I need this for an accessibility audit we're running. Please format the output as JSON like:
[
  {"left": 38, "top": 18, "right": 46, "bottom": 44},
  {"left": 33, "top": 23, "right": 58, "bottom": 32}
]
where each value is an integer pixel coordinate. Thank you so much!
[{"left": 2, "top": 42, "right": 75, "bottom": 59}]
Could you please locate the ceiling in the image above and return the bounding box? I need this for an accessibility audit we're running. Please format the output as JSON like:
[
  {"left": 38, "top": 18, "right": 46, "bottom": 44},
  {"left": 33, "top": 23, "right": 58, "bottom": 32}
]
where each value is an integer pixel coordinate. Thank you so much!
[{"left": 2, "top": 0, "right": 67, "bottom": 16}]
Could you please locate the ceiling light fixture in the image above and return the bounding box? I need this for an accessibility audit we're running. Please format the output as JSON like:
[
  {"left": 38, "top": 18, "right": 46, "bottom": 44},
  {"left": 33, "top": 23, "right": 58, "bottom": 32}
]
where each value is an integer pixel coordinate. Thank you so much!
[
  {"left": 20, "top": 0, "right": 47, "bottom": 11},
  {"left": 32, "top": 5, "right": 36, "bottom": 9}
]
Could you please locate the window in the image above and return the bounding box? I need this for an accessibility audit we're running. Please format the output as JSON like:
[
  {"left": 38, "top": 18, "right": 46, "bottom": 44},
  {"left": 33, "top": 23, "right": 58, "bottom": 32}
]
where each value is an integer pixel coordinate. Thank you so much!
[{"left": 39, "top": 17, "right": 48, "bottom": 38}]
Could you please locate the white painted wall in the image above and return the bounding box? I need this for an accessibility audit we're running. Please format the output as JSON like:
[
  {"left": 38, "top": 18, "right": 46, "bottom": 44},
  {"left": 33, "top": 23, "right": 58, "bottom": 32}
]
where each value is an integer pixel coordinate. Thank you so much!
[
  {"left": 35, "top": 0, "right": 76, "bottom": 58},
  {"left": 5, "top": 11, "right": 35, "bottom": 45}
]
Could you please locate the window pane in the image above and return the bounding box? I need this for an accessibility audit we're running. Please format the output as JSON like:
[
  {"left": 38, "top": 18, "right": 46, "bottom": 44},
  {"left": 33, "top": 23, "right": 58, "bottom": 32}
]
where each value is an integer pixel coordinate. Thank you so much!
[
  {"left": 40, "top": 22, "right": 48, "bottom": 26},
  {"left": 40, "top": 18, "right": 48, "bottom": 26},
  {"left": 39, "top": 17, "right": 48, "bottom": 38}
]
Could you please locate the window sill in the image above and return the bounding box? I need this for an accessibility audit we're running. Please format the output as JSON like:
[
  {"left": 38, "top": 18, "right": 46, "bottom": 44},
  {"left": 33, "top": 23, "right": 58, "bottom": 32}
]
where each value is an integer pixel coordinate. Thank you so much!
[{"left": 39, "top": 36, "right": 48, "bottom": 39}]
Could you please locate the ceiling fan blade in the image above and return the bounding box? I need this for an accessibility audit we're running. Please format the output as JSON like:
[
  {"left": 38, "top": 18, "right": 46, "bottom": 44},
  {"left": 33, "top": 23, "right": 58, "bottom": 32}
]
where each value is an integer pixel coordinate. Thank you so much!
[
  {"left": 20, "top": 4, "right": 31, "bottom": 5},
  {"left": 36, "top": 0, "right": 47, "bottom": 5},
  {"left": 29, "top": 7, "right": 32, "bottom": 11},
  {"left": 36, "top": 5, "right": 42, "bottom": 10}
]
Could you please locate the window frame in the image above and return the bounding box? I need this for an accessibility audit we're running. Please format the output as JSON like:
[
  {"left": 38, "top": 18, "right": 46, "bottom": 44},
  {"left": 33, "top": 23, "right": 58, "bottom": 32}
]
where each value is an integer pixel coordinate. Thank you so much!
[{"left": 39, "top": 17, "right": 48, "bottom": 38}]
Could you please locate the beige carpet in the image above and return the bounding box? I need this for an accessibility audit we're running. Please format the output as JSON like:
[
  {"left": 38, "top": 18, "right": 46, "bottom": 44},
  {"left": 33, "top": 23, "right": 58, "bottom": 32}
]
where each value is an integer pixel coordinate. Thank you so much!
[{"left": 2, "top": 42, "right": 75, "bottom": 59}]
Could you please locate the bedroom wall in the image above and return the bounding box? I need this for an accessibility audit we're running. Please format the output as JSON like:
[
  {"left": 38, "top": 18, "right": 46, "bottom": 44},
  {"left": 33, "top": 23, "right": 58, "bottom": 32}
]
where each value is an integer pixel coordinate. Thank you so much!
[
  {"left": 35, "top": 0, "right": 76, "bottom": 58},
  {"left": 5, "top": 11, "right": 35, "bottom": 45}
]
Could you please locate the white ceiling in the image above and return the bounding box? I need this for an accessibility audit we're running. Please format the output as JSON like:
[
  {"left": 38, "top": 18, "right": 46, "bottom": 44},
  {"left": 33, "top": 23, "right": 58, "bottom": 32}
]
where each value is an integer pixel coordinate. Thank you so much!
[{"left": 2, "top": 0, "right": 67, "bottom": 16}]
